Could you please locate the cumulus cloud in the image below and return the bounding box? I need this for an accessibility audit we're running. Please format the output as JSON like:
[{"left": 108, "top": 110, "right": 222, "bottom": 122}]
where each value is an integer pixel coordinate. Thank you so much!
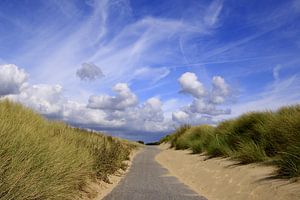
[
  {"left": 172, "top": 109, "right": 215, "bottom": 124},
  {"left": 190, "top": 99, "right": 230, "bottom": 115},
  {"left": 138, "top": 97, "right": 164, "bottom": 123},
  {"left": 90, "top": 95, "right": 171, "bottom": 133},
  {"left": 86, "top": 84, "right": 170, "bottom": 132},
  {"left": 6, "top": 84, "right": 124, "bottom": 128},
  {"left": 173, "top": 72, "right": 231, "bottom": 123},
  {"left": 0, "top": 64, "right": 172, "bottom": 134},
  {"left": 0, "top": 64, "right": 233, "bottom": 135},
  {"left": 1, "top": 65, "right": 125, "bottom": 129},
  {"left": 88, "top": 83, "right": 138, "bottom": 110},
  {"left": 211, "top": 76, "right": 230, "bottom": 104},
  {"left": 172, "top": 110, "right": 190, "bottom": 123},
  {"left": 76, "top": 63, "right": 104, "bottom": 81},
  {"left": 61, "top": 101, "right": 124, "bottom": 128},
  {"left": 0, "top": 65, "right": 232, "bottom": 134},
  {"left": 7, "top": 84, "right": 65, "bottom": 116},
  {"left": 0, "top": 64, "right": 28, "bottom": 96},
  {"left": 178, "top": 72, "right": 206, "bottom": 98}
]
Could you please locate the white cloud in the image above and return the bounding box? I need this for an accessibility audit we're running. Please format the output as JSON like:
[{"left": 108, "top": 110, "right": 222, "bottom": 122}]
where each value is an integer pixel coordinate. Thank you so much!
[
  {"left": 178, "top": 72, "right": 206, "bottom": 98},
  {"left": 6, "top": 85, "right": 124, "bottom": 128},
  {"left": 145, "top": 97, "right": 162, "bottom": 111},
  {"left": 0, "top": 64, "right": 173, "bottom": 133},
  {"left": 190, "top": 99, "right": 230, "bottom": 115},
  {"left": 2, "top": 1, "right": 300, "bottom": 139},
  {"left": 61, "top": 101, "right": 124, "bottom": 128},
  {"left": 10, "top": 0, "right": 223, "bottom": 106},
  {"left": 172, "top": 110, "right": 190, "bottom": 123},
  {"left": 88, "top": 83, "right": 138, "bottom": 110},
  {"left": 76, "top": 63, "right": 104, "bottom": 81},
  {"left": 1, "top": 65, "right": 125, "bottom": 128},
  {"left": 7, "top": 84, "right": 65, "bottom": 116},
  {"left": 99, "top": 96, "right": 171, "bottom": 132},
  {"left": 139, "top": 97, "right": 164, "bottom": 122},
  {"left": 0, "top": 65, "right": 233, "bottom": 133},
  {"left": 127, "top": 100, "right": 169, "bottom": 131},
  {"left": 0, "top": 64, "right": 28, "bottom": 96},
  {"left": 173, "top": 72, "right": 231, "bottom": 123},
  {"left": 172, "top": 109, "right": 215, "bottom": 125},
  {"left": 211, "top": 75, "right": 230, "bottom": 104},
  {"left": 190, "top": 99, "right": 212, "bottom": 114}
]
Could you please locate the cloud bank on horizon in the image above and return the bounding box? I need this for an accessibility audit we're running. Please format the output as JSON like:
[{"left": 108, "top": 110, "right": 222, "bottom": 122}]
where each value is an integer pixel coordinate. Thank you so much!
[{"left": 0, "top": 0, "right": 300, "bottom": 141}]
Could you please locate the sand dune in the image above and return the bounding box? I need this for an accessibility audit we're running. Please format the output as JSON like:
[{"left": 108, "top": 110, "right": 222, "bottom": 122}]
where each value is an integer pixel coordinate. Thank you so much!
[{"left": 156, "top": 144, "right": 300, "bottom": 200}]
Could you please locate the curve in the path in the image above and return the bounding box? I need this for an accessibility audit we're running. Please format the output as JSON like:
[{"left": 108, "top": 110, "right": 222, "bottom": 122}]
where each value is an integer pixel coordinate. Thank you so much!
[{"left": 103, "top": 146, "right": 207, "bottom": 200}]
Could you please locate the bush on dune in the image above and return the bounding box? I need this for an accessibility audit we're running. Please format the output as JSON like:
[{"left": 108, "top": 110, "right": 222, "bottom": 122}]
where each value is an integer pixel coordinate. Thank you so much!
[{"left": 0, "top": 100, "right": 136, "bottom": 200}]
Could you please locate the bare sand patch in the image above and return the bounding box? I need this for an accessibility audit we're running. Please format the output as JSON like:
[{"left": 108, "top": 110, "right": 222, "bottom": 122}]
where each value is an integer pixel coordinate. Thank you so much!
[{"left": 156, "top": 144, "right": 300, "bottom": 200}]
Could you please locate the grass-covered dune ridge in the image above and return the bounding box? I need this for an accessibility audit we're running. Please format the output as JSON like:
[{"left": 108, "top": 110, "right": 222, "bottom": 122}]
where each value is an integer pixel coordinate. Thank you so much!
[
  {"left": 160, "top": 104, "right": 300, "bottom": 178},
  {"left": 0, "top": 100, "right": 137, "bottom": 200}
]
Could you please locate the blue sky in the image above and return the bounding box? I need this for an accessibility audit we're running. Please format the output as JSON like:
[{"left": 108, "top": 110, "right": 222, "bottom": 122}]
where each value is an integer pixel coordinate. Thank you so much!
[{"left": 0, "top": 0, "right": 300, "bottom": 142}]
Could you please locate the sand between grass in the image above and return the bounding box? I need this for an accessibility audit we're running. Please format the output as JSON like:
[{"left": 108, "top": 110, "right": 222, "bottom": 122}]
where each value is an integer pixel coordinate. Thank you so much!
[{"left": 156, "top": 144, "right": 300, "bottom": 200}]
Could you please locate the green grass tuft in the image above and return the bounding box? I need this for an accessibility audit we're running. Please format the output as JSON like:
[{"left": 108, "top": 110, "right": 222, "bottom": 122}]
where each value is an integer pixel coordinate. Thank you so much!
[
  {"left": 161, "top": 104, "right": 300, "bottom": 178},
  {"left": 0, "top": 100, "right": 136, "bottom": 200},
  {"left": 233, "top": 140, "right": 268, "bottom": 164}
]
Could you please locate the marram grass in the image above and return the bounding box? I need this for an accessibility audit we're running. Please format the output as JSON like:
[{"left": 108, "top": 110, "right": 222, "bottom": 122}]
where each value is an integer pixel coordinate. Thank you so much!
[
  {"left": 0, "top": 100, "right": 136, "bottom": 200},
  {"left": 160, "top": 104, "right": 300, "bottom": 178}
]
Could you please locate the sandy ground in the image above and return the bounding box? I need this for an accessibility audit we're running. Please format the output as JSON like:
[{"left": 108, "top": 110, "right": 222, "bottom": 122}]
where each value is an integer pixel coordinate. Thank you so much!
[
  {"left": 156, "top": 144, "right": 300, "bottom": 200},
  {"left": 82, "top": 148, "right": 142, "bottom": 200}
]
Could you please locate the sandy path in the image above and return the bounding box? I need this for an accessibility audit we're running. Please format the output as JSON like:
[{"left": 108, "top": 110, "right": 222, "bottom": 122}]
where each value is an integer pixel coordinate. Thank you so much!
[
  {"left": 102, "top": 146, "right": 206, "bottom": 200},
  {"left": 156, "top": 144, "right": 300, "bottom": 200}
]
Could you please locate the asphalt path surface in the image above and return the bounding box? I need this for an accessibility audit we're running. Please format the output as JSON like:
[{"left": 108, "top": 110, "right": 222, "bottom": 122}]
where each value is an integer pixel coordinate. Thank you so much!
[{"left": 103, "top": 146, "right": 207, "bottom": 200}]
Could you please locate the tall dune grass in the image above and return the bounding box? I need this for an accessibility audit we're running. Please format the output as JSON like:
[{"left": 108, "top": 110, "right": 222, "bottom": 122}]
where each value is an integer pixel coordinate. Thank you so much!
[
  {"left": 0, "top": 100, "right": 136, "bottom": 200},
  {"left": 160, "top": 104, "right": 300, "bottom": 178}
]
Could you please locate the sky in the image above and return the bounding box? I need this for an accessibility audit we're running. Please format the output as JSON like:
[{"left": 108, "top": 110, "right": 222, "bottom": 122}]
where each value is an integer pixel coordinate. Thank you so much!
[{"left": 0, "top": 0, "right": 300, "bottom": 142}]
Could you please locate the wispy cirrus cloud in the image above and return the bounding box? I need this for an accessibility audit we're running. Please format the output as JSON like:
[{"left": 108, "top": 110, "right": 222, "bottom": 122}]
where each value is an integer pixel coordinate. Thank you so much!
[
  {"left": 133, "top": 67, "right": 170, "bottom": 83},
  {"left": 1, "top": 0, "right": 300, "bottom": 142},
  {"left": 10, "top": 0, "right": 222, "bottom": 92}
]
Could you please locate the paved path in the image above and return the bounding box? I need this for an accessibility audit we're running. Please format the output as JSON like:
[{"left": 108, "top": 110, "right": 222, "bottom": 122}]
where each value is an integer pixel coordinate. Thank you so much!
[{"left": 103, "top": 146, "right": 207, "bottom": 200}]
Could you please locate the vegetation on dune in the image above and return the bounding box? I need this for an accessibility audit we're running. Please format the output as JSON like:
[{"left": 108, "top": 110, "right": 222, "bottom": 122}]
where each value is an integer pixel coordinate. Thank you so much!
[
  {"left": 0, "top": 100, "right": 137, "bottom": 200},
  {"left": 160, "top": 104, "right": 300, "bottom": 178},
  {"left": 169, "top": 124, "right": 191, "bottom": 149}
]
